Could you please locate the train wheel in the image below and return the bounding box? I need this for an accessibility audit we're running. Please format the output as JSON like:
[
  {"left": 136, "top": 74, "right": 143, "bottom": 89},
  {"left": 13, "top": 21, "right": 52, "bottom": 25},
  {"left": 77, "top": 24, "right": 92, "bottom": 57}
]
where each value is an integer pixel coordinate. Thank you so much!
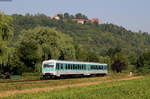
[{"left": 40, "top": 76, "right": 43, "bottom": 80}]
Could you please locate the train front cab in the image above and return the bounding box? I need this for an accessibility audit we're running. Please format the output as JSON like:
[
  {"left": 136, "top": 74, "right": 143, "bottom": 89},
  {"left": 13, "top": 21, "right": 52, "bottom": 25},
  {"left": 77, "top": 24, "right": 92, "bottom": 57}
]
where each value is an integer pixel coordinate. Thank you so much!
[{"left": 41, "top": 61, "right": 56, "bottom": 79}]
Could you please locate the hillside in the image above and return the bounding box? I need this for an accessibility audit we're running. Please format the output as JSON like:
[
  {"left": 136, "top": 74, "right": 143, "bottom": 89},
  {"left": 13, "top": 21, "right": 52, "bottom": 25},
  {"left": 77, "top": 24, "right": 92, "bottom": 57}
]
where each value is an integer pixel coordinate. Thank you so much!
[
  {"left": 1, "top": 12, "right": 150, "bottom": 75},
  {"left": 12, "top": 13, "right": 150, "bottom": 56}
]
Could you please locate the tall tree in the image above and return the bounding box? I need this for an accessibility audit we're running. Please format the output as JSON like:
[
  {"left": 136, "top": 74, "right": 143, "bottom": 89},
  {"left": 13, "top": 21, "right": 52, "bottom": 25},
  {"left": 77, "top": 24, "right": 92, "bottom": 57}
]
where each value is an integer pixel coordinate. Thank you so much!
[
  {"left": 0, "top": 13, "right": 13, "bottom": 75},
  {"left": 17, "top": 27, "right": 76, "bottom": 72},
  {"left": 111, "top": 53, "right": 128, "bottom": 73},
  {"left": 136, "top": 51, "right": 150, "bottom": 74}
]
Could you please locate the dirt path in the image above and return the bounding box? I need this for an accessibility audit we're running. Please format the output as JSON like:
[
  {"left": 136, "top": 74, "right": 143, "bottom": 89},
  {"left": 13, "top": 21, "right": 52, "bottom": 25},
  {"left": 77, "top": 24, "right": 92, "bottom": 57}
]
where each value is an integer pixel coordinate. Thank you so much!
[{"left": 0, "top": 76, "right": 143, "bottom": 98}]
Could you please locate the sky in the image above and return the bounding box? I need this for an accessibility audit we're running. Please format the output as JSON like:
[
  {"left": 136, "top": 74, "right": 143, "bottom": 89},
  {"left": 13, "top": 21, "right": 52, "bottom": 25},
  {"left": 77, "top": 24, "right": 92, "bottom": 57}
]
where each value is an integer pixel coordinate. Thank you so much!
[{"left": 0, "top": 0, "right": 150, "bottom": 33}]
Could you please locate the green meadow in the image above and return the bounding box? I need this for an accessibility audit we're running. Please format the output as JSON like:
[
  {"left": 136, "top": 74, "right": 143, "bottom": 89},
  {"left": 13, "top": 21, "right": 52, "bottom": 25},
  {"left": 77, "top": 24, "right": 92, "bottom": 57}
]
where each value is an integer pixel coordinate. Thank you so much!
[{"left": 2, "top": 76, "right": 150, "bottom": 99}]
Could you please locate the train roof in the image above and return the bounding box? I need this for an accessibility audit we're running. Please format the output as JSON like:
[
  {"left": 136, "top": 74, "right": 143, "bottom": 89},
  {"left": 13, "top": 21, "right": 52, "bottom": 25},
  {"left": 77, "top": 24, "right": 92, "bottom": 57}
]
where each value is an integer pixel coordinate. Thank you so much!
[{"left": 43, "top": 59, "right": 107, "bottom": 65}]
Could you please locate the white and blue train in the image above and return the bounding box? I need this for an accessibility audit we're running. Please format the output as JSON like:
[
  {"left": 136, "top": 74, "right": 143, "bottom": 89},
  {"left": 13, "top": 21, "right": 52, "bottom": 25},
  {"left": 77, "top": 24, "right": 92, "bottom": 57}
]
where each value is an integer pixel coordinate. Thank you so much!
[{"left": 41, "top": 60, "right": 108, "bottom": 79}]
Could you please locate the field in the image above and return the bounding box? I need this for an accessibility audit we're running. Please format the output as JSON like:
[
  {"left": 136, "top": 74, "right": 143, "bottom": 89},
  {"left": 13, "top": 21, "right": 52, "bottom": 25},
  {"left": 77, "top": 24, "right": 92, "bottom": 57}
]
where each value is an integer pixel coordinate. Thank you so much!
[
  {"left": 0, "top": 73, "right": 128, "bottom": 92},
  {"left": 0, "top": 74, "right": 149, "bottom": 99}
]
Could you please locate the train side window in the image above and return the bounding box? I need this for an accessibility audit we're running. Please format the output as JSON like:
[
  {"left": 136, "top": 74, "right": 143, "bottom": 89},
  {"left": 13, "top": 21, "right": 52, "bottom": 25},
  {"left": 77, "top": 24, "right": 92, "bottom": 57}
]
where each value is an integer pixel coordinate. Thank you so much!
[
  {"left": 99, "top": 65, "right": 102, "bottom": 70},
  {"left": 93, "top": 65, "right": 95, "bottom": 70},
  {"left": 84, "top": 65, "right": 86, "bottom": 70},
  {"left": 83, "top": 65, "right": 84, "bottom": 70},
  {"left": 98, "top": 66, "right": 100, "bottom": 70},
  {"left": 61, "top": 64, "right": 63, "bottom": 70},
  {"left": 56, "top": 63, "right": 59, "bottom": 70},
  {"left": 81, "top": 65, "right": 83, "bottom": 70},
  {"left": 72, "top": 64, "right": 74, "bottom": 70},
  {"left": 69, "top": 64, "right": 71, "bottom": 70},
  {"left": 103, "top": 66, "right": 105, "bottom": 70},
  {"left": 75, "top": 65, "right": 78, "bottom": 70},
  {"left": 78, "top": 64, "right": 80, "bottom": 70},
  {"left": 70, "top": 64, "right": 72, "bottom": 70},
  {"left": 68, "top": 64, "right": 69, "bottom": 70},
  {"left": 73, "top": 64, "right": 76, "bottom": 70},
  {"left": 67, "top": 64, "right": 69, "bottom": 70},
  {"left": 66, "top": 64, "right": 68, "bottom": 70},
  {"left": 99, "top": 65, "right": 101, "bottom": 70},
  {"left": 104, "top": 65, "right": 107, "bottom": 70},
  {"left": 79, "top": 64, "right": 81, "bottom": 70},
  {"left": 96, "top": 65, "right": 98, "bottom": 70},
  {"left": 80, "top": 64, "right": 81, "bottom": 70},
  {"left": 68, "top": 64, "right": 70, "bottom": 70},
  {"left": 76, "top": 64, "right": 78, "bottom": 70},
  {"left": 58, "top": 64, "right": 60, "bottom": 70},
  {"left": 75, "top": 64, "right": 77, "bottom": 70},
  {"left": 76, "top": 64, "right": 77, "bottom": 70},
  {"left": 72, "top": 64, "right": 73, "bottom": 70}
]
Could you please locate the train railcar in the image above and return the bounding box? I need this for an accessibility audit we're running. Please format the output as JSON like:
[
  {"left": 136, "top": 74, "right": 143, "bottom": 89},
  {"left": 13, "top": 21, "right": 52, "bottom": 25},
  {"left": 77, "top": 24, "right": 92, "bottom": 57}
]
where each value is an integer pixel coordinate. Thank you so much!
[{"left": 41, "top": 60, "right": 108, "bottom": 79}]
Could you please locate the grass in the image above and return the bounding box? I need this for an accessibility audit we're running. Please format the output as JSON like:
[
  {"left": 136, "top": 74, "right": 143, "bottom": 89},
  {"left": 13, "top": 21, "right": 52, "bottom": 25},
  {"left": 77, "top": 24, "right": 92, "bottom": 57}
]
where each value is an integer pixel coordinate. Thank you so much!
[
  {"left": 2, "top": 76, "right": 150, "bottom": 99},
  {"left": 0, "top": 72, "right": 41, "bottom": 83},
  {"left": 0, "top": 73, "right": 127, "bottom": 92}
]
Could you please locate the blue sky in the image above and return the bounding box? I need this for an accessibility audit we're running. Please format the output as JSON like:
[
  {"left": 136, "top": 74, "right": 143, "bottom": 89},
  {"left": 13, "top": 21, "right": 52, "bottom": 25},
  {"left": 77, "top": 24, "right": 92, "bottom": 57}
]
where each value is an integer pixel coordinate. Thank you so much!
[{"left": 0, "top": 0, "right": 150, "bottom": 33}]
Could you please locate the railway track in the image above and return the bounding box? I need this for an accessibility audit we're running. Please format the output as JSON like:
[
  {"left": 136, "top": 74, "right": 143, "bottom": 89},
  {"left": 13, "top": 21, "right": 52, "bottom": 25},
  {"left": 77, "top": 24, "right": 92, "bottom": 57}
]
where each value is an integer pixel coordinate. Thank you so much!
[
  {"left": 0, "top": 76, "right": 101, "bottom": 84},
  {"left": 0, "top": 79, "right": 48, "bottom": 84},
  {"left": 0, "top": 74, "right": 110, "bottom": 84}
]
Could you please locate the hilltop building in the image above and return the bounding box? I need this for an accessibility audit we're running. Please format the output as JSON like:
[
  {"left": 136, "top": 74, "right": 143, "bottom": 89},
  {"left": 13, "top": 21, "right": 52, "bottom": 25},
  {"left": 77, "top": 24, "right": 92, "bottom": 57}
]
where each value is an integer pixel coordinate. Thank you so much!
[
  {"left": 90, "top": 18, "right": 99, "bottom": 23},
  {"left": 72, "top": 19, "right": 87, "bottom": 24},
  {"left": 52, "top": 14, "right": 61, "bottom": 20},
  {"left": 52, "top": 14, "right": 101, "bottom": 24}
]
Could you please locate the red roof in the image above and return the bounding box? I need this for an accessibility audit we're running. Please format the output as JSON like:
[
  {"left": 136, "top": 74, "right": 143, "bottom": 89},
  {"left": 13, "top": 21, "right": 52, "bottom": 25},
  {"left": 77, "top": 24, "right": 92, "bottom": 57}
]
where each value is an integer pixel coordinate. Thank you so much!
[{"left": 90, "top": 18, "right": 99, "bottom": 23}]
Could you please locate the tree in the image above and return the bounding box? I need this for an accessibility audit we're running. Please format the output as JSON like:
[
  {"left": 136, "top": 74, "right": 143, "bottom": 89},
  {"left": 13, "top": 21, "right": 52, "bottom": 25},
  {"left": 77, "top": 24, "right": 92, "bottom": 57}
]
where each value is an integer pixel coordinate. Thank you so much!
[
  {"left": 64, "top": 13, "right": 70, "bottom": 19},
  {"left": 86, "top": 51, "right": 99, "bottom": 62},
  {"left": 17, "top": 27, "right": 76, "bottom": 72},
  {"left": 8, "top": 50, "right": 24, "bottom": 75},
  {"left": 0, "top": 13, "right": 14, "bottom": 75},
  {"left": 136, "top": 51, "right": 150, "bottom": 74},
  {"left": 111, "top": 53, "right": 128, "bottom": 73},
  {"left": 106, "top": 47, "right": 121, "bottom": 57},
  {"left": 17, "top": 40, "right": 40, "bottom": 72},
  {"left": 11, "top": 13, "right": 150, "bottom": 57},
  {"left": 75, "top": 45, "right": 89, "bottom": 61},
  {"left": 75, "top": 13, "right": 88, "bottom": 19}
]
